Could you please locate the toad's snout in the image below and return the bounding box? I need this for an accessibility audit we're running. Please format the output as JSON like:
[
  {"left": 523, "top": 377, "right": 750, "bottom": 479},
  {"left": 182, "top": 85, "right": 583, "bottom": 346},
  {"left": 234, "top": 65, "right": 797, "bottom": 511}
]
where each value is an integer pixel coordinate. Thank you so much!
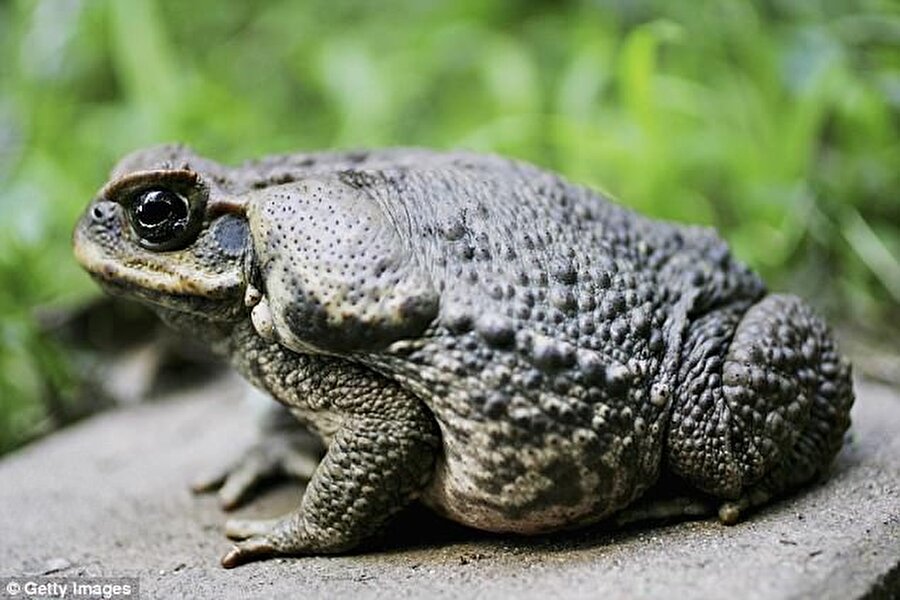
[{"left": 73, "top": 199, "right": 126, "bottom": 266}]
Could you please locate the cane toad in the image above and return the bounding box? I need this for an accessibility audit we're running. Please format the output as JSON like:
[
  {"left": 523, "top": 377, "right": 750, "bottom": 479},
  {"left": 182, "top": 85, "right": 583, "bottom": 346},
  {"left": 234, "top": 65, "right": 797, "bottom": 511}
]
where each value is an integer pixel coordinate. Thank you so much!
[{"left": 72, "top": 145, "right": 854, "bottom": 567}]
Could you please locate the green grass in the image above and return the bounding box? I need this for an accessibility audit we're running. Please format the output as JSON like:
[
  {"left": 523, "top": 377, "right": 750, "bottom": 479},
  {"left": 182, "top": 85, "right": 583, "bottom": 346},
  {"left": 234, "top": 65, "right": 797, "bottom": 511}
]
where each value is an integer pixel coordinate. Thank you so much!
[{"left": 1, "top": 0, "right": 898, "bottom": 452}]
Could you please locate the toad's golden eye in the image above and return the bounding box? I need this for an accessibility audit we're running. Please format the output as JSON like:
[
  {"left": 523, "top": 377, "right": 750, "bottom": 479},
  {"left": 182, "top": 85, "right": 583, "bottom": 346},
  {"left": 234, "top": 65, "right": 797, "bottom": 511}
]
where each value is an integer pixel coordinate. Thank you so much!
[{"left": 127, "top": 188, "right": 197, "bottom": 250}]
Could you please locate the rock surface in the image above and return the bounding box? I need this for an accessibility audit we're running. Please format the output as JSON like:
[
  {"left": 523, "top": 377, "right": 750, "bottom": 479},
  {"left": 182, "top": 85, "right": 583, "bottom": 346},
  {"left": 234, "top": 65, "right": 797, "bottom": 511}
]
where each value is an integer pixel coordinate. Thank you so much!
[{"left": 1, "top": 375, "right": 897, "bottom": 599}]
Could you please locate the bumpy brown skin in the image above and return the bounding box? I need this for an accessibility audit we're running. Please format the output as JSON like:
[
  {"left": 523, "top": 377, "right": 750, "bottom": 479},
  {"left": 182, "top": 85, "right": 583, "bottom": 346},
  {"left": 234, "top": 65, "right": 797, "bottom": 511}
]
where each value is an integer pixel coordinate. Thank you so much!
[{"left": 72, "top": 145, "right": 854, "bottom": 567}]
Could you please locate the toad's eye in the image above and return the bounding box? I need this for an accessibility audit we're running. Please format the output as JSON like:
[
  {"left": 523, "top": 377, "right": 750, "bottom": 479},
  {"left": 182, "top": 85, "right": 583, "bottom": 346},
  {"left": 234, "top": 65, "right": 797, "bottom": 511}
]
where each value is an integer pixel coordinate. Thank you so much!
[{"left": 128, "top": 188, "right": 197, "bottom": 250}]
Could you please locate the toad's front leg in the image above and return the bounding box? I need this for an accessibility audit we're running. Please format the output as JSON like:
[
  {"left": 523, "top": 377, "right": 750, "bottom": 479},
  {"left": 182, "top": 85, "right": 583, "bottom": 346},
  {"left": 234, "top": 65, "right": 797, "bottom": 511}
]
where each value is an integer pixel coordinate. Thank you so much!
[{"left": 220, "top": 376, "right": 440, "bottom": 568}]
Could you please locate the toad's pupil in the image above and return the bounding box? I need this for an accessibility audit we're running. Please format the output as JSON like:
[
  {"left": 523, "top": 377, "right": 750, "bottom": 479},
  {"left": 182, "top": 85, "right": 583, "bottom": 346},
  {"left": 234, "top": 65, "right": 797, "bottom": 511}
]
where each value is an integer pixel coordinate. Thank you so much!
[
  {"left": 135, "top": 189, "right": 187, "bottom": 228},
  {"left": 127, "top": 186, "right": 196, "bottom": 250}
]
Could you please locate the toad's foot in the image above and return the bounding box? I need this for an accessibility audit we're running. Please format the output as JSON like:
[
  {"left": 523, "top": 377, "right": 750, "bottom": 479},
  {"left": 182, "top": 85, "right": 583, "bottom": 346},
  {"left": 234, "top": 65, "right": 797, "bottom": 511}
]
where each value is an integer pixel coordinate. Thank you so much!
[
  {"left": 224, "top": 517, "right": 282, "bottom": 539},
  {"left": 221, "top": 517, "right": 293, "bottom": 567},
  {"left": 192, "top": 430, "right": 322, "bottom": 510},
  {"left": 716, "top": 487, "right": 777, "bottom": 524},
  {"left": 613, "top": 495, "right": 715, "bottom": 527}
]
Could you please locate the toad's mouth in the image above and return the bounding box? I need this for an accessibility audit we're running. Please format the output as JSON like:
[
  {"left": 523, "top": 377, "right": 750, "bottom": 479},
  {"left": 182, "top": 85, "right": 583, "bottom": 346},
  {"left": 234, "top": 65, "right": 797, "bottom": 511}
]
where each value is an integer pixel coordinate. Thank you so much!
[
  {"left": 84, "top": 267, "right": 244, "bottom": 322},
  {"left": 73, "top": 222, "right": 244, "bottom": 320}
]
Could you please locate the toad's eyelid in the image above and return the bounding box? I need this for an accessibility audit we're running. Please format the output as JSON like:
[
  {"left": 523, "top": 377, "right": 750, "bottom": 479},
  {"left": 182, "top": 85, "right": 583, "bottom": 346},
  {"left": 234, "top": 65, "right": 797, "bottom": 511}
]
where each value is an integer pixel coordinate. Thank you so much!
[{"left": 99, "top": 169, "right": 205, "bottom": 205}]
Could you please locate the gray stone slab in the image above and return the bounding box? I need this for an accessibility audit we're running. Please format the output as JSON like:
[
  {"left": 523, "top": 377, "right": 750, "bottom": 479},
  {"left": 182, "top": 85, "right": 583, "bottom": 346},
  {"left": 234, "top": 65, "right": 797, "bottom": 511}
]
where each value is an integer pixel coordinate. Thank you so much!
[{"left": 1, "top": 375, "right": 898, "bottom": 599}]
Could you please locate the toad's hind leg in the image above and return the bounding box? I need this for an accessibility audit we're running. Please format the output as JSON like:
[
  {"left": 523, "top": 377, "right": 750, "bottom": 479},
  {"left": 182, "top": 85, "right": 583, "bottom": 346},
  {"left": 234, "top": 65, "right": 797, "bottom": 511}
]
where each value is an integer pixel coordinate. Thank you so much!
[
  {"left": 666, "top": 294, "right": 854, "bottom": 522},
  {"left": 220, "top": 385, "right": 440, "bottom": 568}
]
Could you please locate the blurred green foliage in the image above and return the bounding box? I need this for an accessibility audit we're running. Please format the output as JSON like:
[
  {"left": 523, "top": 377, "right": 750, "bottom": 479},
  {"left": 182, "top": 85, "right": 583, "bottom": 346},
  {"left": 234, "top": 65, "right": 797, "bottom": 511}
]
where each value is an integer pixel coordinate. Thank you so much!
[{"left": 0, "top": 0, "right": 898, "bottom": 452}]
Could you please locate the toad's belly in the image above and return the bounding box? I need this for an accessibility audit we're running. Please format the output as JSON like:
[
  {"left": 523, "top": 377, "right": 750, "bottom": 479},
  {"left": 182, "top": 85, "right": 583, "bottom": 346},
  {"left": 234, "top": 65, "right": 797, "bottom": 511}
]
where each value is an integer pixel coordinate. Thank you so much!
[{"left": 420, "top": 419, "right": 662, "bottom": 533}]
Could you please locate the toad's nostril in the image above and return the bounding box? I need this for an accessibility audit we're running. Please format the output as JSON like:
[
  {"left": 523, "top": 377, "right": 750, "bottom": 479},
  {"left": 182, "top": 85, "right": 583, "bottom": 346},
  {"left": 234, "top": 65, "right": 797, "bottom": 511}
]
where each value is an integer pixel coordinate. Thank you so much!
[{"left": 91, "top": 202, "right": 118, "bottom": 222}]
